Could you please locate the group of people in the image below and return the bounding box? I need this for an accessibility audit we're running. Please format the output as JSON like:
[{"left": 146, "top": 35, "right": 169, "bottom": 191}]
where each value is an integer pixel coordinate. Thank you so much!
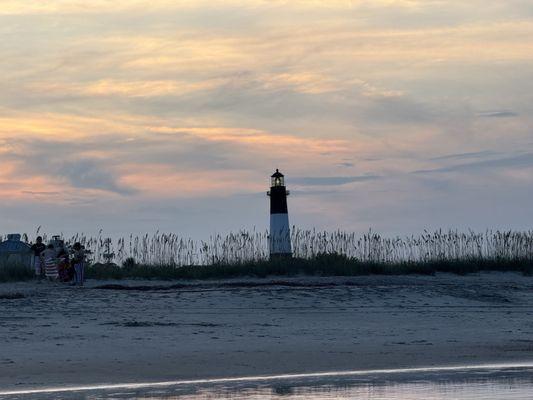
[{"left": 30, "top": 236, "right": 86, "bottom": 286}]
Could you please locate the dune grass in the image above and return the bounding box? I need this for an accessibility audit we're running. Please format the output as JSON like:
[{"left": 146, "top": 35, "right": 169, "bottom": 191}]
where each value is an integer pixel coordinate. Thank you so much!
[
  {"left": 4, "top": 228, "right": 533, "bottom": 282},
  {"left": 13, "top": 228, "right": 533, "bottom": 267}
]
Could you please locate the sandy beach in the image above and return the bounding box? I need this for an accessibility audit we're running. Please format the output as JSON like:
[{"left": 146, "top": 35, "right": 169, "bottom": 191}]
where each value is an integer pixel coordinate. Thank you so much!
[{"left": 1, "top": 272, "right": 533, "bottom": 391}]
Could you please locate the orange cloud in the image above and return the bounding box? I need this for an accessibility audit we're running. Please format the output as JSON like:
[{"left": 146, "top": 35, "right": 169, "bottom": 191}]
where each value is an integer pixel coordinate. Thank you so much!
[
  {"left": 0, "top": 107, "right": 365, "bottom": 199},
  {"left": 26, "top": 79, "right": 225, "bottom": 98},
  {"left": 0, "top": 1, "right": 428, "bottom": 15},
  {"left": 120, "top": 165, "right": 264, "bottom": 198},
  {"left": 0, "top": 161, "right": 61, "bottom": 200}
]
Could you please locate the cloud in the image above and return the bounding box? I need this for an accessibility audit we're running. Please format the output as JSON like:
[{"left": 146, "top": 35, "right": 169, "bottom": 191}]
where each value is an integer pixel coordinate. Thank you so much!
[
  {"left": 0, "top": 1, "right": 484, "bottom": 16},
  {"left": 477, "top": 111, "right": 519, "bottom": 118},
  {"left": 21, "top": 191, "right": 61, "bottom": 196},
  {"left": 60, "top": 159, "right": 136, "bottom": 195},
  {"left": 0, "top": 137, "right": 136, "bottom": 196},
  {"left": 291, "top": 175, "right": 380, "bottom": 186},
  {"left": 413, "top": 154, "right": 533, "bottom": 174},
  {"left": 430, "top": 150, "right": 499, "bottom": 161},
  {"left": 337, "top": 162, "right": 355, "bottom": 167},
  {"left": 0, "top": 124, "right": 354, "bottom": 199}
]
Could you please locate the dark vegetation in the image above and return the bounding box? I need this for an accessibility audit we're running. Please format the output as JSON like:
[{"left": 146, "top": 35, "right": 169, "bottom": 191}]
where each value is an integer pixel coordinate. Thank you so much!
[
  {"left": 0, "top": 264, "right": 33, "bottom": 283},
  {"left": 85, "top": 253, "right": 533, "bottom": 281}
]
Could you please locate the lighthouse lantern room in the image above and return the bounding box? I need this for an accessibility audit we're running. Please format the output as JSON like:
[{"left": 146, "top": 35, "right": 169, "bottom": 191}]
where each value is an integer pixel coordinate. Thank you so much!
[{"left": 268, "top": 169, "right": 292, "bottom": 258}]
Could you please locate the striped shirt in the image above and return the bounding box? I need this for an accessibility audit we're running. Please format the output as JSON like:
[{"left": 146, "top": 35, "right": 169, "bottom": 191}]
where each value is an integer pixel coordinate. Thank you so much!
[{"left": 42, "top": 248, "right": 58, "bottom": 279}]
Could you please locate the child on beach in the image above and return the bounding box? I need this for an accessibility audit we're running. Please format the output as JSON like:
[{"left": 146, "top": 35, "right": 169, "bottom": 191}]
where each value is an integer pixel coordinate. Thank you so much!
[
  {"left": 57, "top": 249, "right": 71, "bottom": 283},
  {"left": 72, "top": 242, "right": 86, "bottom": 286},
  {"left": 42, "top": 244, "right": 59, "bottom": 281},
  {"left": 30, "top": 236, "right": 46, "bottom": 278}
]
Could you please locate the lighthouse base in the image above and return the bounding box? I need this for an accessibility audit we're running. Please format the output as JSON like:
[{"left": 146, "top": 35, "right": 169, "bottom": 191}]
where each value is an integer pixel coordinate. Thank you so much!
[{"left": 269, "top": 252, "right": 293, "bottom": 261}]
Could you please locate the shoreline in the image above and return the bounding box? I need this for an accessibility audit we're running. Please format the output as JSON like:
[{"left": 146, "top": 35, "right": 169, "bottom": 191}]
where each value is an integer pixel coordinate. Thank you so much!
[
  {"left": 2, "top": 273, "right": 533, "bottom": 391},
  {"left": 4, "top": 362, "right": 533, "bottom": 396}
]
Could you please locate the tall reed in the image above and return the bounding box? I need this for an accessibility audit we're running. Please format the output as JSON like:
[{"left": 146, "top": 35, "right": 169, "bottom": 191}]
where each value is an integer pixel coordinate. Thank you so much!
[{"left": 5, "top": 228, "right": 533, "bottom": 267}]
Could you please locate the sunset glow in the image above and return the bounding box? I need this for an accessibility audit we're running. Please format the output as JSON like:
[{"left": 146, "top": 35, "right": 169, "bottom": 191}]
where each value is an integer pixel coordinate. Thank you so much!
[{"left": 1, "top": 0, "right": 532, "bottom": 237}]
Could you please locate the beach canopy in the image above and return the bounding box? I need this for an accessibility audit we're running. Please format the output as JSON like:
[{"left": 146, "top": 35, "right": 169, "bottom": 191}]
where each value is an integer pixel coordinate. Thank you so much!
[{"left": 0, "top": 234, "right": 32, "bottom": 269}]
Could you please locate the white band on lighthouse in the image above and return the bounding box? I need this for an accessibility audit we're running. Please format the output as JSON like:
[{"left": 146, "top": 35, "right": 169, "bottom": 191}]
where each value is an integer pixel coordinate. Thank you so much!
[{"left": 270, "top": 213, "right": 291, "bottom": 255}]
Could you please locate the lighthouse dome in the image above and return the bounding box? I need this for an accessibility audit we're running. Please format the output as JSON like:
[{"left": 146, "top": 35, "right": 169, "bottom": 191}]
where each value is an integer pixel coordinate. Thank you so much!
[
  {"left": 271, "top": 169, "right": 285, "bottom": 187},
  {"left": 271, "top": 169, "right": 284, "bottom": 178}
]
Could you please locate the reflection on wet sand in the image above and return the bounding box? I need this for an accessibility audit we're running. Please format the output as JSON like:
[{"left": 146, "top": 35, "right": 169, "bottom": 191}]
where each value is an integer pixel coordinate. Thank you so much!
[{"left": 2, "top": 364, "right": 533, "bottom": 400}]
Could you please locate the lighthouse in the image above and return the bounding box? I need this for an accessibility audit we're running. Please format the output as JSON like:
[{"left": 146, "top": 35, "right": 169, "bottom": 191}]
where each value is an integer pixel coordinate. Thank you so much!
[{"left": 267, "top": 169, "right": 292, "bottom": 258}]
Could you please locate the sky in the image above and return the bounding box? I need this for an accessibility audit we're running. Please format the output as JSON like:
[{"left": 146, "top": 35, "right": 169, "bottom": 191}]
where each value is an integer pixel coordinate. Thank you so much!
[{"left": 1, "top": 0, "right": 533, "bottom": 239}]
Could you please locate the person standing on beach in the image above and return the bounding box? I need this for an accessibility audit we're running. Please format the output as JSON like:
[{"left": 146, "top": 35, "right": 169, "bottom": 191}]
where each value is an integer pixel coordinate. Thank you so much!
[
  {"left": 57, "top": 249, "right": 71, "bottom": 282},
  {"left": 72, "top": 242, "right": 86, "bottom": 286},
  {"left": 30, "top": 236, "right": 46, "bottom": 278},
  {"left": 42, "top": 244, "right": 59, "bottom": 281}
]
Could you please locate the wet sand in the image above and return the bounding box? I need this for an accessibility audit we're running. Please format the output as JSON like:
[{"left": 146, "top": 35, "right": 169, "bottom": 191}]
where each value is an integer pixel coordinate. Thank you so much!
[
  {"left": 3, "top": 364, "right": 533, "bottom": 399},
  {"left": 1, "top": 273, "right": 533, "bottom": 391}
]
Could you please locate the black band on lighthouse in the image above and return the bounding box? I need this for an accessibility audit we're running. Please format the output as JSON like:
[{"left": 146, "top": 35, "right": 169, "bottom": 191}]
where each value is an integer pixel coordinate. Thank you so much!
[{"left": 270, "top": 186, "right": 288, "bottom": 214}]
